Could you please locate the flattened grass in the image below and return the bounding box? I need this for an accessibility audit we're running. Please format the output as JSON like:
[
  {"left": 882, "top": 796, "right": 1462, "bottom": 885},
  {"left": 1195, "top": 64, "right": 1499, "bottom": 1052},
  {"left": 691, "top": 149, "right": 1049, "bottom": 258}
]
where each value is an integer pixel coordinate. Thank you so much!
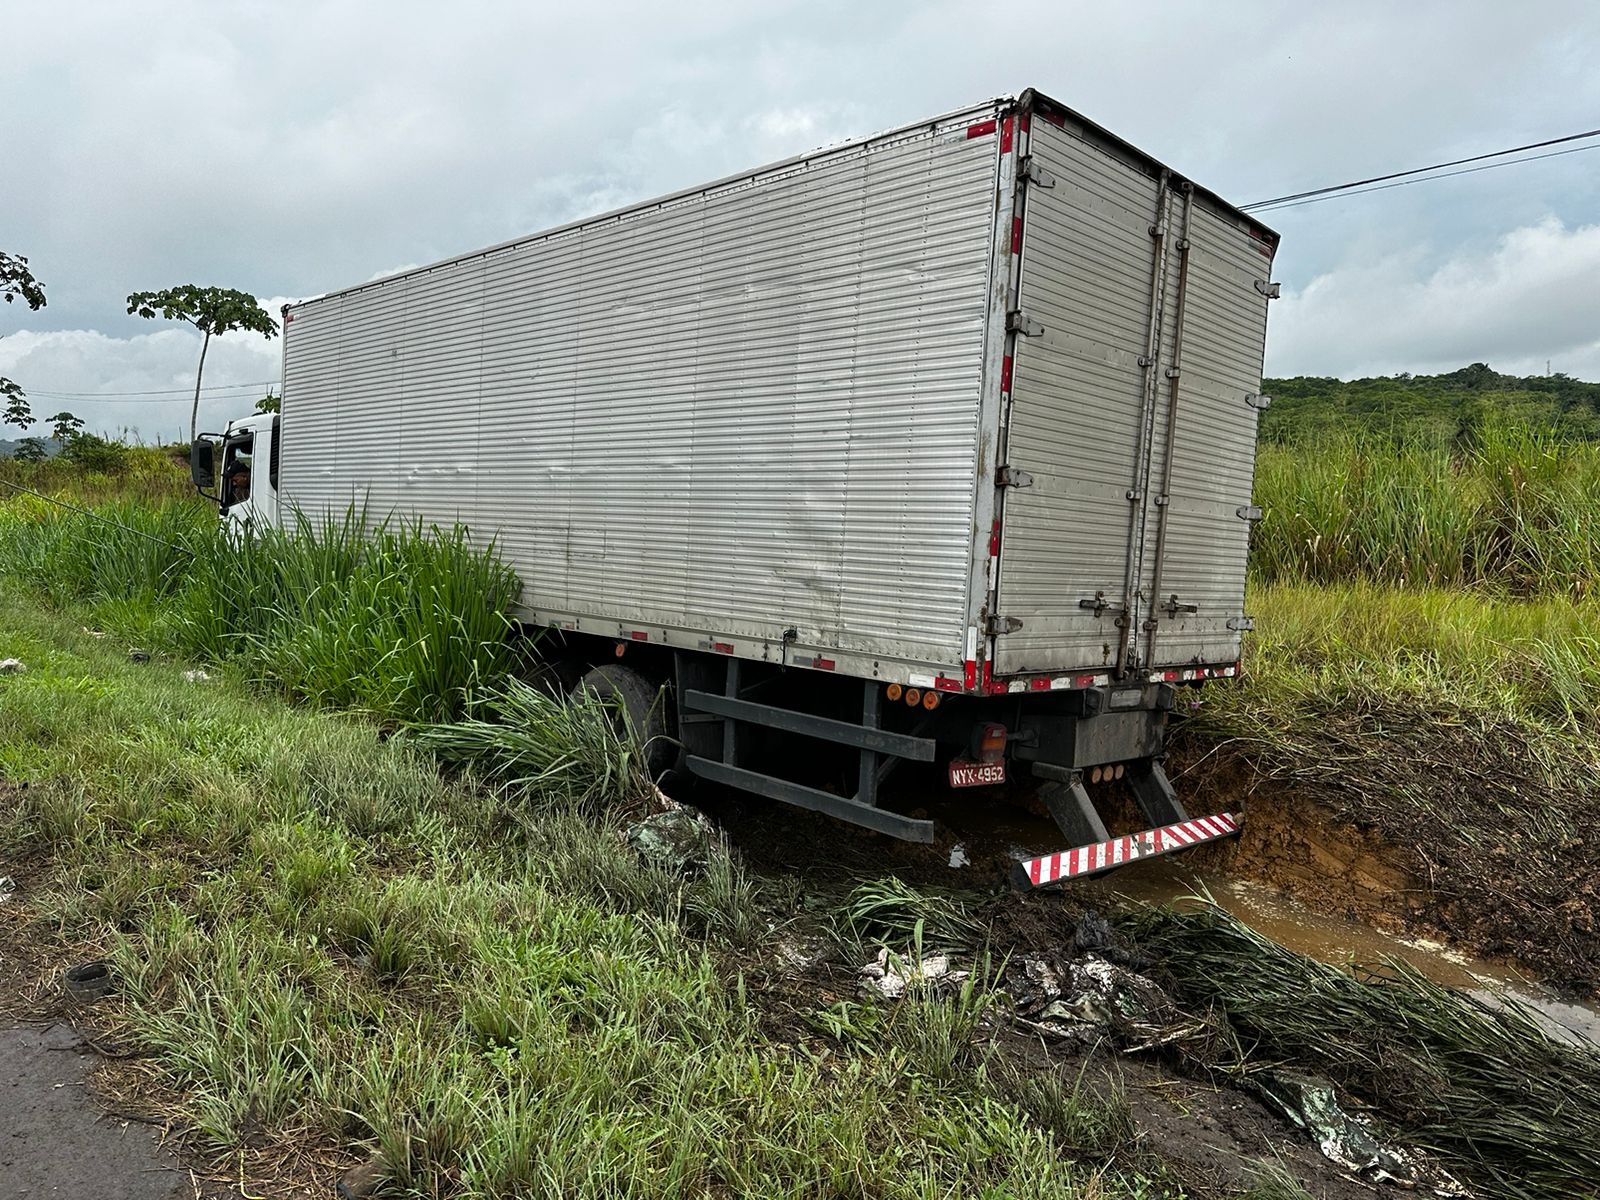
[{"left": 1134, "top": 902, "right": 1600, "bottom": 1200}]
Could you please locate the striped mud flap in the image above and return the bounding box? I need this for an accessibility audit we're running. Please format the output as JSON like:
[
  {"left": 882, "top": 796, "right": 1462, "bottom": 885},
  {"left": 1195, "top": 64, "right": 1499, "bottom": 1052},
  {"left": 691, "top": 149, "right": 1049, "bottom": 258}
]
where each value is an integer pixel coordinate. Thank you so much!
[{"left": 1011, "top": 811, "right": 1241, "bottom": 889}]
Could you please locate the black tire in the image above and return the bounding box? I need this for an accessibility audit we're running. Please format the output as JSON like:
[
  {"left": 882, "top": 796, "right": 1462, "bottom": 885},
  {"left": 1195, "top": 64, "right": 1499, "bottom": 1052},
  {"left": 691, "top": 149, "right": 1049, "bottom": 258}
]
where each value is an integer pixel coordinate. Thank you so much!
[{"left": 576, "top": 664, "right": 675, "bottom": 779}]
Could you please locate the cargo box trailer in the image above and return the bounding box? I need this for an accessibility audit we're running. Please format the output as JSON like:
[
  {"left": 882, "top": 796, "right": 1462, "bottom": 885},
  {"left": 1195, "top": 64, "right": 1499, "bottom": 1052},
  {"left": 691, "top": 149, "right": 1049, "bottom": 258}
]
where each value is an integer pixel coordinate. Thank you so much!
[{"left": 192, "top": 87, "right": 1279, "bottom": 885}]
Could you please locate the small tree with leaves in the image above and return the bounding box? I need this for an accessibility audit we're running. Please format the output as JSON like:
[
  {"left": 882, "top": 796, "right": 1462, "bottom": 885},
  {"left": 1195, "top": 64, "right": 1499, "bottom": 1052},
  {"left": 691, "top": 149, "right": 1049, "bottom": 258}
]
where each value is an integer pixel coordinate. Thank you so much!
[
  {"left": 256, "top": 392, "right": 281, "bottom": 414},
  {"left": 2, "top": 251, "right": 47, "bottom": 432},
  {"left": 126, "top": 285, "right": 278, "bottom": 441},
  {"left": 47, "top": 411, "right": 85, "bottom": 443}
]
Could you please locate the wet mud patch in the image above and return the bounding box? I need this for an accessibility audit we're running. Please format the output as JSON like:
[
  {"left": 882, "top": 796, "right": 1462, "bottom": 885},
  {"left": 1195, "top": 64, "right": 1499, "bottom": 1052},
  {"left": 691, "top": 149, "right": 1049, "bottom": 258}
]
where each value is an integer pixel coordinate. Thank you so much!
[{"left": 1169, "top": 715, "right": 1600, "bottom": 999}]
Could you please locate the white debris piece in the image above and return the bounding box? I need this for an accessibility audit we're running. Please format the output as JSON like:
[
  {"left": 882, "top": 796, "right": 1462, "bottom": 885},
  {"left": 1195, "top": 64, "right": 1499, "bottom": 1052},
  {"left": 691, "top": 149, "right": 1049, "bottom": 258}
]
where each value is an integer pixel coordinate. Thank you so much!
[
  {"left": 0, "top": 659, "right": 25, "bottom": 674},
  {"left": 0, "top": 875, "right": 15, "bottom": 903},
  {"left": 858, "top": 946, "right": 969, "bottom": 1000},
  {"left": 947, "top": 843, "right": 970, "bottom": 869},
  {"left": 182, "top": 669, "right": 211, "bottom": 683}
]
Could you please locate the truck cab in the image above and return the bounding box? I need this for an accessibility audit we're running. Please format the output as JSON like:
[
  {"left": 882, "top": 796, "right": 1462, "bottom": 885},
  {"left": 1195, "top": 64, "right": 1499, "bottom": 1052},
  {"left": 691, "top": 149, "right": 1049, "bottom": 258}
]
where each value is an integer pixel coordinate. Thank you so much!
[{"left": 191, "top": 413, "right": 280, "bottom": 533}]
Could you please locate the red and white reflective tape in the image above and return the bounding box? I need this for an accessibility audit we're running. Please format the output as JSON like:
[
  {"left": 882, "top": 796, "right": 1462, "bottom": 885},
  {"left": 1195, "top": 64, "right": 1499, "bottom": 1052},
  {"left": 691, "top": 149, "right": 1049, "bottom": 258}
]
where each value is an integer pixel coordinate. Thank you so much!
[{"left": 1013, "top": 811, "right": 1240, "bottom": 889}]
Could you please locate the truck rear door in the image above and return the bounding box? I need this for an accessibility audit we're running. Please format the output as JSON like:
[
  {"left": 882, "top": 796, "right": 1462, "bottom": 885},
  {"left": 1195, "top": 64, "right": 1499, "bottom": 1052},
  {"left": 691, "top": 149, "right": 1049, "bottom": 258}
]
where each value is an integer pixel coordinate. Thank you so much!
[
  {"left": 1136, "top": 194, "right": 1276, "bottom": 670},
  {"left": 990, "top": 111, "right": 1167, "bottom": 677},
  {"left": 990, "top": 107, "right": 1275, "bottom": 679}
]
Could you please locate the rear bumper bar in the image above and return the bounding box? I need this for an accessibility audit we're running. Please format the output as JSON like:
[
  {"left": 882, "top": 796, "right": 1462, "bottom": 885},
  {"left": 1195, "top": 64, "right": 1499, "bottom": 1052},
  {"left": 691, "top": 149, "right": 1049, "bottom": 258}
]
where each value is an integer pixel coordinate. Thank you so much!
[{"left": 1012, "top": 811, "right": 1241, "bottom": 889}]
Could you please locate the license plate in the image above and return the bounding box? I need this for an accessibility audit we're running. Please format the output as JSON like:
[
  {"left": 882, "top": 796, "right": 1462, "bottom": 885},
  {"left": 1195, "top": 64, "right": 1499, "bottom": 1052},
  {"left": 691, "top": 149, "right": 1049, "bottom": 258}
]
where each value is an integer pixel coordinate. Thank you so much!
[{"left": 949, "top": 759, "right": 1006, "bottom": 788}]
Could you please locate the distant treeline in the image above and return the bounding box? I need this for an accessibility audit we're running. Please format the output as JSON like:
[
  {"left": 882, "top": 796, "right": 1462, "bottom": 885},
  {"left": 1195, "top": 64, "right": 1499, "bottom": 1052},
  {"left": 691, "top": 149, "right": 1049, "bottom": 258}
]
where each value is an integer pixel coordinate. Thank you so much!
[{"left": 1260, "top": 364, "right": 1600, "bottom": 446}]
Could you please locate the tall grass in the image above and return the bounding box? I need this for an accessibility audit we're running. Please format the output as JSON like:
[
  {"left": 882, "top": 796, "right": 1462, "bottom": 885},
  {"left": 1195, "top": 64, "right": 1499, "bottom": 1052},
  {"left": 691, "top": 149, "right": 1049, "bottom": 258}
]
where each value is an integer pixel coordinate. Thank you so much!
[
  {"left": 0, "top": 499, "right": 519, "bottom": 723},
  {"left": 1253, "top": 423, "right": 1600, "bottom": 595}
]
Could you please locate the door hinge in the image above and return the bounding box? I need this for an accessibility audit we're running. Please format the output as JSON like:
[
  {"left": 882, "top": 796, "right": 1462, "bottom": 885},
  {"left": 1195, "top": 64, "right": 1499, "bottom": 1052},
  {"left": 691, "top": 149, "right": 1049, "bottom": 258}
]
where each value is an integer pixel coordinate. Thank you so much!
[
  {"left": 995, "top": 464, "right": 1034, "bottom": 489},
  {"left": 1161, "top": 594, "right": 1199, "bottom": 616},
  {"left": 1254, "top": 279, "right": 1281, "bottom": 299},
  {"left": 1006, "top": 310, "right": 1044, "bottom": 337},
  {"left": 1227, "top": 616, "right": 1256, "bottom": 632},
  {"left": 1236, "top": 504, "right": 1264, "bottom": 522},
  {"left": 1018, "top": 156, "right": 1057, "bottom": 188},
  {"left": 987, "top": 614, "right": 1024, "bottom": 636},
  {"left": 1245, "top": 392, "right": 1273, "bottom": 410}
]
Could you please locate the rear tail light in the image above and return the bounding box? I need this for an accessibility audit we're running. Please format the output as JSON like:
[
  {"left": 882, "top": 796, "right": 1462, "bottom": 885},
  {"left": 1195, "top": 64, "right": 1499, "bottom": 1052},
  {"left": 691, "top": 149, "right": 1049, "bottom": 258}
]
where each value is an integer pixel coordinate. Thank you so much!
[
  {"left": 904, "top": 688, "right": 923, "bottom": 707},
  {"left": 886, "top": 683, "right": 904, "bottom": 702},
  {"left": 978, "top": 723, "right": 1007, "bottom": 763}
]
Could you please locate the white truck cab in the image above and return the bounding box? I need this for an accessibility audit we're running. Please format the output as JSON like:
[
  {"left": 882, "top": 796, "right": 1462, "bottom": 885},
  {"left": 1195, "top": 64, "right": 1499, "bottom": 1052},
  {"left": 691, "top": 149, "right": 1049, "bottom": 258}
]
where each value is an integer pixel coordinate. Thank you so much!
[{"left": 191, "top": 412, "right": 280, "bottom": 533}]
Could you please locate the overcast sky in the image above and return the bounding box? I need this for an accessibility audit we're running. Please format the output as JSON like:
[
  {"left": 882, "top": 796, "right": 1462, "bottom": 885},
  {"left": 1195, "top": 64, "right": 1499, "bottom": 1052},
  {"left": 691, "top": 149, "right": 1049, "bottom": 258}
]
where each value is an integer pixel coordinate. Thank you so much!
[{"left": 5, "top": 1, "right": 1600, "bottom": 439}]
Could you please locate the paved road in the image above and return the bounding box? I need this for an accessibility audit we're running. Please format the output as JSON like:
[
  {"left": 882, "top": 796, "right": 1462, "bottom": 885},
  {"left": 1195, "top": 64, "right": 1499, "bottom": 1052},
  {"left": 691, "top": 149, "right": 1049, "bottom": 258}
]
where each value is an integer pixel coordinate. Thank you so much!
[{"left": 0, "top": 1023, "right": 187, "bottom": 1200}]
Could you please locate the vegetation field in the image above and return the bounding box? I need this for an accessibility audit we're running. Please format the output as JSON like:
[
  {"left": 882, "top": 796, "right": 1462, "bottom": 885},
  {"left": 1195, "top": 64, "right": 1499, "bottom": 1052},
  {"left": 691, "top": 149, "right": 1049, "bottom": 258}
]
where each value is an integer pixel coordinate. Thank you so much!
[{"left": 5, "top": 368, "right": 1600, "bottom": 1198}]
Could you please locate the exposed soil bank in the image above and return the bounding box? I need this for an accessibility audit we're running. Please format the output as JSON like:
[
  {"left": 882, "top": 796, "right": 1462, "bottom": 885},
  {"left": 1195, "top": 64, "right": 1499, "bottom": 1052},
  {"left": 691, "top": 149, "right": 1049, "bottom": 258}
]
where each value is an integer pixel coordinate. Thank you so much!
[{"left": 1173, "top": 750, "right": 1600, "bottom": 999}]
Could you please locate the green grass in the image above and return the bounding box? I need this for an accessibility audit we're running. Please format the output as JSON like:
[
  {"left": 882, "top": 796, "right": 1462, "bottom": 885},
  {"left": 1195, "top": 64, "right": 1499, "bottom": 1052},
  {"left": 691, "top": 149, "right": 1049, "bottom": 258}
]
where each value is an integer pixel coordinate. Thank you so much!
[
  {"left": 0, "top": 444, "right": 193, "bottom": 507},
  {"left": 1253, "top": 423, "right": 1600, "bottom": 596},
  {"left": 0, "top": 594, "right": 1167, "bottom": 1199},
  {"left": 0, "top": 498, "right": 520, "bottom": 723}
]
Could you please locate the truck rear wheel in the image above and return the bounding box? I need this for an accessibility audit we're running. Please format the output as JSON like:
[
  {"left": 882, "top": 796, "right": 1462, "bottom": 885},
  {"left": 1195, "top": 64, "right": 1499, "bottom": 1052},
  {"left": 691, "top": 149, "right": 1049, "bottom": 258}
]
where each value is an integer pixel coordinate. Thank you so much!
[{"left": 576, "top": 664, "right": 674, "bottom": 780}]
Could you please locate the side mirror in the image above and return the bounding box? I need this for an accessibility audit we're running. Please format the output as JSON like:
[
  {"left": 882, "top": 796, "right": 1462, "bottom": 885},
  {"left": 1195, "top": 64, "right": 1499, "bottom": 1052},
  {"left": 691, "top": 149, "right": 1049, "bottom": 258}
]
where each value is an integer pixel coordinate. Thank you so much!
[{"left": 190, "top": 439, "right": 216, "bottom": 490}]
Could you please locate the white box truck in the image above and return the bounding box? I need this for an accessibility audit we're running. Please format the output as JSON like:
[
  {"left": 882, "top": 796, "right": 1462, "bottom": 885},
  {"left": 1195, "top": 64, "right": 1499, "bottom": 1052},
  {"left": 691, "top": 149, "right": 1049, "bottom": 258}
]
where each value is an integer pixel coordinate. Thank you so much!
[{"left": 193, "top": 88, "right": 1278, "bottom": 886}]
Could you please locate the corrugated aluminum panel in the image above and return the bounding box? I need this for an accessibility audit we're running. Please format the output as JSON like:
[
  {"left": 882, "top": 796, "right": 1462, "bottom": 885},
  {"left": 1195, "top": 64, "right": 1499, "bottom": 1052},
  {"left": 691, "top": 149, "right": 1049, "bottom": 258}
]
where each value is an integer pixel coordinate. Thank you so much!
[
  {"left": 281, "top": 104, "right": 1004, "bottom": 673},
  {"left": 1139, "top": 198, "right": 1275, "bottom": 667},
  {"left": 991, "top": 115, "right": 1165, "bottom": 674},
  {"left": 990, "top": 104, "right": 1274, "bottom": 678}
]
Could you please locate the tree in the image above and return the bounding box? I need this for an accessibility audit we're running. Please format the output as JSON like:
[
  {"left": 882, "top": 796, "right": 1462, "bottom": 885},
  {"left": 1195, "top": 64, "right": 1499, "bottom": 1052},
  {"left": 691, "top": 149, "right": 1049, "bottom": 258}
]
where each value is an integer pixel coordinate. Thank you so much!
[
  {"left": 125, "top": 285, "right": 278, "bottom": 441},
  {"left": 255, "top": 391, "right": 281, "bottom": 414},
  {"left": 13, "top": 437, "right": 46, "bottom": 463},
  {"left": 1, "top": 251, "right": 47, "bottom": 432},
  {"left": 47, "top": 410, "right": 85, "bottom": 442}
]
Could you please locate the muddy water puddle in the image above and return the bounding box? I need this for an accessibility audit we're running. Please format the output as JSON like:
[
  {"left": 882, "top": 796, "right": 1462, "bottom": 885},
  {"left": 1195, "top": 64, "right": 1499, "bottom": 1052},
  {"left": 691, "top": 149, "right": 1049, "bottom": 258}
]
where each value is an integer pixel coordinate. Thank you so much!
[
  {"left": 1100, "top": 859, "right": 1600, "bottom": 1046},
  {"left": 929, "top": 794, "right": 1600, "bottom": 1045}
]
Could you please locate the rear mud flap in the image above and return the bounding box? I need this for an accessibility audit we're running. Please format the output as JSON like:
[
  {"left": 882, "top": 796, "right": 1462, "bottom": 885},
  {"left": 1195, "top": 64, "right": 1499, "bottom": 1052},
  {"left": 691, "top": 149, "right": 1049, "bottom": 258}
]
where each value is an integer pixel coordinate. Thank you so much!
[{"left": 1012, "top": 811, "right": 1240, "bottom": 889}]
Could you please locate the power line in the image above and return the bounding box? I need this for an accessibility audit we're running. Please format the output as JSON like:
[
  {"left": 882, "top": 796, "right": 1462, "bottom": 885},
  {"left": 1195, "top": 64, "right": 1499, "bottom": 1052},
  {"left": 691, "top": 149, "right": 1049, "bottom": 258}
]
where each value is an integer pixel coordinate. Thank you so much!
[
  {"left": 1242, "top": 124, "right": 1600, "bottom": 211},
  {"left": 20, "top": 380, "right": 279, "bottom": 403},
  {"left": 1248, "top": 142, "right": 1600, "bottom": 214}
]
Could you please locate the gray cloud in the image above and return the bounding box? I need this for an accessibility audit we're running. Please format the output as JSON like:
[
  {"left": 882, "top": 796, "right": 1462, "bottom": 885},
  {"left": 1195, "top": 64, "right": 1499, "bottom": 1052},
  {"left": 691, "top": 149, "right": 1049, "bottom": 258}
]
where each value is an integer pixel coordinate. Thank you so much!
[{"left": 5, "top": 0, "right": 1600, "bottom": 435}]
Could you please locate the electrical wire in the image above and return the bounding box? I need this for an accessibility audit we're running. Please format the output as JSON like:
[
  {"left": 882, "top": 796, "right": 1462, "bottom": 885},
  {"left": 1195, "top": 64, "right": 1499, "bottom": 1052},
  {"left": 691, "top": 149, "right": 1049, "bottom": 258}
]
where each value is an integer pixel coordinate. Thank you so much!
[
  {"left": 1247, "top": 142, "right": 1600, "bottom": 214},
  {"left": 0, "top": 478, "right": 195, "bottom": 549},
  {"left": 1242, "top": 124, "right": 1600, "bottom": 210},
  {"left": 21, "top": 380, "right": 279, "bottom": 402}
]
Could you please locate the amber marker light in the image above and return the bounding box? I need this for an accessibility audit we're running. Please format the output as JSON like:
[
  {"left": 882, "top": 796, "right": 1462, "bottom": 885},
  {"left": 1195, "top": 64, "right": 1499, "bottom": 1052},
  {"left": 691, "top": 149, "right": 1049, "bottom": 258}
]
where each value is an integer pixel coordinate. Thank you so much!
[
  {"left": 922, "top": 690, "right": 940, "bottom": 710},
  {"left": 886, "top": 683, "right": 904, "bottom": 701},
  {"left": 904, "top": 688, "right": 922, "bottom": 707}
]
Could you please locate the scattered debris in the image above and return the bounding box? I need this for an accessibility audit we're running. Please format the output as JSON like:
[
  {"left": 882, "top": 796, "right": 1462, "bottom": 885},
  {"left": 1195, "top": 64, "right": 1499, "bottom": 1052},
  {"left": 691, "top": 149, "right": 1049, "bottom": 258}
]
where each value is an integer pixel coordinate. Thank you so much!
[
  {"left": 128, "top": 649, "right": 151, "bottom": 663},
  {"left": 0, "top": 658, "right": 26, "bottom": 674},
  {"left": 947, "top": 843, "right": 970, "bottom": 869},
  {"left": 63, "top": 961, "right": 117, "bottom": 1004},
  {"left": 1005, "top": 947, "right": 1212, "bottom": 1051},
  {"left": 859, "top": 946, "right": 969, "bottom": 1000},
  {"left": 625, "top": 804, "right": 716, "bottom": 873},
  {"left": 0, "top": 875, "right": 15, "bottom": 904},
  {"left": 1253, "top": 1069, "right": 1469, "bottom": 1195},
  {"left": 772, "top": 933, "right": 832, "bottom": 973},
  {"left": 336, "top": 1153, "right": 387, "bottom": 1199},
  {"left": 180, "top": 668, "right": 210, "bottom": 683},
  {"left": 81, "top": 627, "right": 106, "bottom": 637}
]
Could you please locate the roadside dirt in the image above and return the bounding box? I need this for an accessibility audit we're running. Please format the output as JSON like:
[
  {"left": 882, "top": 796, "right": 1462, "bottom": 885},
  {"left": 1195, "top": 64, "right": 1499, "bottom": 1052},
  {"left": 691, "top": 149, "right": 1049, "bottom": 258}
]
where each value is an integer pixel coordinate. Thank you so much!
[
  {"left": 1168, "top": 738, "right": 1600, "bottom": 999},
  {"left": 0, "top": 873, "right": 312, "bottom": 1200},
  {"left": 709, "top": 791, "right": 1451, "bottom": 1199}
]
